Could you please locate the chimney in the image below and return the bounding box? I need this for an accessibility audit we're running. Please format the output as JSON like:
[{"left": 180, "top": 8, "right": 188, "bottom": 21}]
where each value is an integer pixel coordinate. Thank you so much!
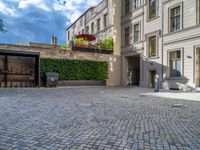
[{"left": 51, "top": 36, "right": 57, "bottom": 45}]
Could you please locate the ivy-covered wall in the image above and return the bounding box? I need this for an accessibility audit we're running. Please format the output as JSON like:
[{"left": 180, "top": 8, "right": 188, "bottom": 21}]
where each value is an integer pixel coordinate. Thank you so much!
[{"left": 40, "top": 58, "right": 108, "bottom": 80}]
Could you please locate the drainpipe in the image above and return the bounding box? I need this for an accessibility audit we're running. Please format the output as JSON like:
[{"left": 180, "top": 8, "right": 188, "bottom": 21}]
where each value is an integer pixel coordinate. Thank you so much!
[{"left": 161, "top": 0, "right": 164, "bottom": 82}]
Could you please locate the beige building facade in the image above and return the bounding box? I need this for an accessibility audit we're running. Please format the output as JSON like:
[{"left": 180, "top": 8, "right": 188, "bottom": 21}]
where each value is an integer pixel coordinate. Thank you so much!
[
  {"left": 66, "top": 0, "right": 122, "bottom": 86},
  {"left": 67, "top": 0, "right": 200, "bottom": 90},
  {"left": 121, "top": 0, "right": 200, "bottom": 90}
]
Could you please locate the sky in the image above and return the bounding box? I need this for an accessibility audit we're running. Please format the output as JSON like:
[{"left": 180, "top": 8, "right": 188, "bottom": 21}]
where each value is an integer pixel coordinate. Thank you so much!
[{"left": 0, "top": 0, "right": 101, "bottom": 45}]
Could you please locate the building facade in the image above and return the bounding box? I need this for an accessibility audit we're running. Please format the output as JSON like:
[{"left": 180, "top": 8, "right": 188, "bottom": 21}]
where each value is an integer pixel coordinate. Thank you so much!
[
  {"left": 121, "top": 0, "right": 200, "bottom": 90},
  {"left": 67, "top": 0, "right": 200, "bottom": 90},
  {"left": 66, "top": 0, "right": 121, "bottom": 56}
]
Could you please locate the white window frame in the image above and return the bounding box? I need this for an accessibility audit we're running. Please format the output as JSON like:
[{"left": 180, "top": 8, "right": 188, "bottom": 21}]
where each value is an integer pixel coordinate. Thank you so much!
[
  {"left": 147, "top": 0, "right": 159, "bottom": 21},
  {"left": 146, "top": 32, "right": 159, "bottom": 58},
  {"left": 133, "top": 22, "right": 141, "bottom": 43},
  {"left": 169, "top": 3, "right": 183, "bottom": 33},
  {"left": 167, "top": 48, "right": 184, "bottom": 78},
  {"left": 197, "top": 0, "right": 200, "bottom": 24}
]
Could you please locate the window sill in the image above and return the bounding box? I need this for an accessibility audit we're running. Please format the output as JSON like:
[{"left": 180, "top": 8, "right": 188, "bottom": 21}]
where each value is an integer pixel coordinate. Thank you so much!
[
  {"left": 147, "top": 16, "right": 160, "bottom": 22},
  {"left": 148, "top": 56, "right": 160, "bottom": 59}
]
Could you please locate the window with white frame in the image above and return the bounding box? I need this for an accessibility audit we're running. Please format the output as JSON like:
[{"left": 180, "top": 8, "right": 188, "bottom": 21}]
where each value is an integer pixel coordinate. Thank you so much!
[
  {"left": 170, "top": 5, "right": 181, "bottom": 32},
  {"left": 80, "top": 18, "right": 83, "bottom": 26},
  {"left": 125, "top": 0, "right": 130, "bottom": 14},
  {"left": 148, "top": 0, "right": 157, "bottom": 20},
  {"left": 134, "top": 23, "right": 140, "bottom": 43},
  {"left": 169, "top": 50, "right": 181, "bottom": 77},
  {"left": 86, "top": 26, "right": 89, "bottom": 34},
  {"left": 148, "top": 35, "right": 157, "bottom": 58},
  {"left": 97, "top": 18, "right": 101, "bottom": 32},
  {"left": 198, "top": 0, "right": 200, "bottom": 23},
  {"left": 91, "top": 22, "right": 94, "bottom": 34},
  {"left": 134, "top": 0, "right": 141, "bottom": 9},
  {"left": 125, "top": 27, "right": 130, "bottom": 46},
  {"left": 68, "top": 31, "right": 70, "bottom": 41},
  {"left": 104, "top": 14, "right": 108, "bottom": 28}
]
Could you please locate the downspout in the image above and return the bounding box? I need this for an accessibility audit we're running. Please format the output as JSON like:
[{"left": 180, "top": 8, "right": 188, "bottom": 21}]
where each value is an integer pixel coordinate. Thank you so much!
[{"left": 161, "top": 0, "right": 164, "bottom": 83}]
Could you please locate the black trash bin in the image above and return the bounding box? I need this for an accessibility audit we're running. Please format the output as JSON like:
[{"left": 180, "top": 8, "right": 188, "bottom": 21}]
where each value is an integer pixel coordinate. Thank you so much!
[{"left": 46, "top": 72, "right": 59, "bottom": 87}]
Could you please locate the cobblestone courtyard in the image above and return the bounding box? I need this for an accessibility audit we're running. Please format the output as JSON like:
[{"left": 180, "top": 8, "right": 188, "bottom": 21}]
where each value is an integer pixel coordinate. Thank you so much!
[{"left": 0, "top": 87, "right": 200, "bottom": 150}]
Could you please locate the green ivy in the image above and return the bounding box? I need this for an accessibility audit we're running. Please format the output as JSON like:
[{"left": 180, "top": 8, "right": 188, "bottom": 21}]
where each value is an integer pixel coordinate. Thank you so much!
[{"left": 40, "top": 58, "right": 108, "bottom": 81}]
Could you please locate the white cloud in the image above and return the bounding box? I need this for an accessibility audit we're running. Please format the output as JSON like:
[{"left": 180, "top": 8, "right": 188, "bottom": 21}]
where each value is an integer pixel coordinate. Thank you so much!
[
  {"left": 0, "top": 1, "right": 16, "bottom": 16},
  {"left": 18, "top": 0, "right": 50, "bottom": 11}
]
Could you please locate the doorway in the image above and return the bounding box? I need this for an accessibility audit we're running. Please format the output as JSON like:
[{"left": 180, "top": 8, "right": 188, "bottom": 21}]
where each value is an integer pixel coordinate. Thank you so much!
[
  {"left": 149, "top": 70, "right": 156, "bottom": 88},
  {"left": 127, "top": 55, "right": 140, "bottom": 86},
  {"left": 196, "top": 48, "right": 200, "bottom": 87}
]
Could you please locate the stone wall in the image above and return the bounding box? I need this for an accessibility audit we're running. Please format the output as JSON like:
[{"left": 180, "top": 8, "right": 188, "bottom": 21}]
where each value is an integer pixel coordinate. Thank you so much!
[{"left": 0, "top": 43, "right": 121, "bottom": 86}]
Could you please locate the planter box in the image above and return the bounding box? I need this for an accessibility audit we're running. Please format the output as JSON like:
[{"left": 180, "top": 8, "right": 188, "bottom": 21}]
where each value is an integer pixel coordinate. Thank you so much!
[
  {"left": 58, "top": 80, "right": 106, "bottom": 86},
  {"left": 73, "top": 46, "right": 113, "bottom": 54}
]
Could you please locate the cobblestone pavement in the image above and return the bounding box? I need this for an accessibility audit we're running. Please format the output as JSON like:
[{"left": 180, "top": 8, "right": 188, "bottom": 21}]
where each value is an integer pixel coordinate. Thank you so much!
[{"left": 0, "top": 87, "right": 200, "bottom": 150}]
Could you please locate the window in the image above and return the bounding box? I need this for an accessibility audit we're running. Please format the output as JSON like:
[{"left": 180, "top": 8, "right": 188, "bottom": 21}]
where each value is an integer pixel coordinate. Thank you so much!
[
  {"left": 104, "top": 14, "right": 108, "bottom": 28},
  {"left": 134, "top": 23, "right": 140, "bottom": 42},
  {"left": 134, "top": 0, "right": 141, "bottom": 9},
  {"left": 125, "top": 0, "right": 130, "bottom": 14},
  {"left": 125, "top": 27, "right": 130, "bottom": 46},
  {"left": 68, "top": 31, "right": 70, "bottom": 41},
  {"left": 197, "top": 0, "right": 200, "bottom": 24},
  {"left": 82, "top": 29, "right": 84, "bottom": 34},
  {"left": 169, "top": 50, "right": 181, "bottom": 77},
  {"left": 86, "top": 26, "right": 89, "bottom": 34},
  {"left": 97, "top": 18, "right": 101, "bottom": 32},
  {"left": 78, "top": 31, "right": 81, "bottom": 35},
  {"left": 148, "top": 35, "right": 157, "bottom": 58},
  {"left": 148, "top": 0, "right": 157, "bottom": 19},
  {"left": 170, "top": 6, "right": 181, "bottom": 32},
  {"left": 80, "top": 18, "right": 83, "bottom": 26},
  {"left": 91, "top": 22, "right": 94, "bottom": 34}
]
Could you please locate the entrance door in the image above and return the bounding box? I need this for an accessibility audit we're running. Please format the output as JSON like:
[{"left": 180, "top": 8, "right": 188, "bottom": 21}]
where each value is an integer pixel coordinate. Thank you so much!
[
  {"left": 149, "top": 70, "right": 156, "bottom": 88},
  {"left": 128, "top": 56, "right": 140, "bottom": 86},
  {"left": 196, "top": 48, "right": 200, "bottom": 87}
]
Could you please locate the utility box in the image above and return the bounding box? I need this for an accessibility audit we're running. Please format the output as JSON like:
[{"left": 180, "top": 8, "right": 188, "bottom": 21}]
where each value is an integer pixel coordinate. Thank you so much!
[
  {"left": 154, "top": 75, "right": 160, "bottom": 92},
  {"left": 46, "top": 72, "right": 59, "bottom": 87}
]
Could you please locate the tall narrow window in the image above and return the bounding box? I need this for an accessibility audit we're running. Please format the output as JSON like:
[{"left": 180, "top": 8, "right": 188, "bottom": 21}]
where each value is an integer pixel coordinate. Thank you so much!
[
  {"left": 104, "top": 14, "right": 108, "bottom": 28},
  {"left": 68, "top": 31, "right": 70, "bottom": 41},
  {"left": 149, "top": 0, "right": 157, "bottom": 19},
  {"left": 170, "top": 6, "right": 181, "bottom": 32},
  {"left": 125, "top": 0, "right": 130, "bottom": 14},
  {"left": 86, "top": 26, "right": 89, "bottom": 34},
  {"left": 91, "top": 22, "right": 94, "bottom": 34},
  {"left": 97, "top": 18, "right": 101, "bottom": 32},
  {"left": 80, "top": 18, "right": 83, "bottom": 26},
  {"left": 134, "top": 23, "right": 140, "bottom": 43},
  {"left": 197, "top": 0, "right": 200, "bottom": 24},
  {"left": 134, "top": 0, "right": 141, "bottom": 9},
  {"left": 82, "top": 29, "right": 84, "bottom": 34},
  {"left": 170, "top": 50, "right": 181, "bottom": 77},
  {"left": 125, "top": 27, "right": 130, "bottom": 46},
  {"left": 148, "top": 35, "right": 157, "bottom": 57}
]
